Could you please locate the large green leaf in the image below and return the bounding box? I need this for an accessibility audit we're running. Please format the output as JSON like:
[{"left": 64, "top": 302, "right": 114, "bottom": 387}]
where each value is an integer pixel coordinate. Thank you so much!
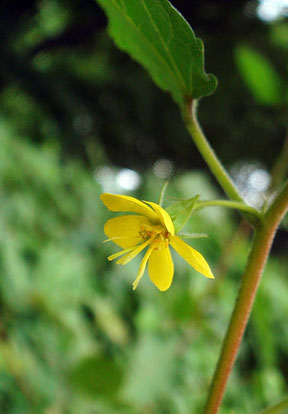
[
  {"left": 235, "top": 45, "right": 285, "bottom": 107},
  {"left": 95, "top": 0, "right": 217, "bottom": 107}
]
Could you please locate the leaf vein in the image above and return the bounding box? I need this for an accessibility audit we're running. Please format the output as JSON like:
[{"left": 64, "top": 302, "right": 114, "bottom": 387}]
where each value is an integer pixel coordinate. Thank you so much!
[
  {"left": 141, "top": 0, "right": 186, "bottom": 90},
  {"left": 110, "top": 0, "right": 183, "bottom": 98}
]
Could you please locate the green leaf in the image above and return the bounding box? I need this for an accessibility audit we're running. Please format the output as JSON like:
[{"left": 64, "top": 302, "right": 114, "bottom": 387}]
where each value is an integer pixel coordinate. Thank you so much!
[
  {"left": 178, "top": 232, "right": 207, "bottom": 239},
  {"left": 166, "top": 195, "right": 199, "bottom": 233},
  {"left": 235, "top": 45, "right": 285, "bottom": 106},
  {"left": 95, "top": 0, "right": 217, "bottom": 106}
]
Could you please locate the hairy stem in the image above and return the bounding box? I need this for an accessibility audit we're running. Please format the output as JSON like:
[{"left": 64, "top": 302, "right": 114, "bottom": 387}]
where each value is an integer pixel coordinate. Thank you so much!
[
  {"left": 184, "top": 100, "right": 244, "bottom": 204},
  {"left": 203, "top": 181, "right": 288, "bottom": 414},
  {"left": 194, "top": 200, "right": 262, "bottom": 220}
]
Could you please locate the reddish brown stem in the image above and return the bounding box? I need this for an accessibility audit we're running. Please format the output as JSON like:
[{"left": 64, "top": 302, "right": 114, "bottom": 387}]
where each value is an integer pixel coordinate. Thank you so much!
[{"left": 203, "top": 181, "right": 288, "bottom": 414}]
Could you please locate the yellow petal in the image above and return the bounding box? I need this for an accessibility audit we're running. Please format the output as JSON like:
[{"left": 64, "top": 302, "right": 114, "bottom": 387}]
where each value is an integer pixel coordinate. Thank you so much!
[
  {"left": 116, "top": 238, "right": 151, "bottom": 265},
  {"left": 148, "top": 243, "right": 174, "bottom": 291},
  {"left": 100, "top": 193, "right": 158, "bottom": 222},
  {"left": 104, "top": 215, "right": 151, "bottom": 248},
  {"left": 108, "top": 246, "right": 135, "bottom": 261},
  {"left": 170, "top": 235, "right": 214, "bottom": 279},
  {"left": 144, "top": 201, "right": 175, "bottom": 235},
  {"left": 132, "top": 245, "right": 154, "bottom": 290}
]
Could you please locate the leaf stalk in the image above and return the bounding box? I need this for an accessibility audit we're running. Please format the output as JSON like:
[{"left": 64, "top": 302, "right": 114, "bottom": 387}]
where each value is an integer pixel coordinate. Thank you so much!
[
  {"left": 184, "top": 101, "right": 243, "bottom": 200},
  {"left": 194, "top": 199, "right": 262, "bottom": 220}
]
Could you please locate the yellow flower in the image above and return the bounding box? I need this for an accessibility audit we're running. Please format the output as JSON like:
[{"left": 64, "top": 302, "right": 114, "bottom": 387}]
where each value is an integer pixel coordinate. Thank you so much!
[{"left": 100, "top": 193, "right": 214, "bottom": 291}]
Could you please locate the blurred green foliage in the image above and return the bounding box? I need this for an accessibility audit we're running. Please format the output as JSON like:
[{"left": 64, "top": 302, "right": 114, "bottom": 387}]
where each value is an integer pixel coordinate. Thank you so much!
[
  {"left": 235, "top": 45, "right": 285, "bottom": 107},
  {"left": 1, "top": 0, "right": 288, "bottom": 413},
  {"left": 0, "top": 119, "right": 287, "bottom": 413}
]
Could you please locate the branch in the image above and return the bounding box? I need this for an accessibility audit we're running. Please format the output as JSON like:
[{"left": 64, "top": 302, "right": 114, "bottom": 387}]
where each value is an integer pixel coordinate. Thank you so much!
[
  {"left": 203, "top": 181, "right": 288, "bottom": 414},
  {"left": 184, "top": 100, "right": 259, "bottom": 227},
  {"left": 194, "top": 199, "right": 262, "bottom": 221}
]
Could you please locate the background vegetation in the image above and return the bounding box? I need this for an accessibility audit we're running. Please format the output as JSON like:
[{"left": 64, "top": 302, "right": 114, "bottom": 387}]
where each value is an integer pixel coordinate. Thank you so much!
[{"left": 0, "top": 0, "right": 287, "bottom": 413}]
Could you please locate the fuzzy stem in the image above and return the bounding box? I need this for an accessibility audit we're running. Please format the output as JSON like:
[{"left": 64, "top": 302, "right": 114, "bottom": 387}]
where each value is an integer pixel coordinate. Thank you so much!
[
  {"left": 184, "top": 100, "right": 244, "bottom": 204},
  {"left": 194, "top": 200, "right": 262, "bottom": 220},
  {"left": 203, "top": 181, "right": 288, "bottom": 414}
]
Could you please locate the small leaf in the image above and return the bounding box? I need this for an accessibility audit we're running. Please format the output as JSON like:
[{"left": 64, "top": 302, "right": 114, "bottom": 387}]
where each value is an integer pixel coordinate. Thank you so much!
[
  {"left": 235, "top": 45, "right": 285, "bottom": 106},
  {"left": 95, "top": 0, "right": 217, "bottom": 107},
  {"left": 178, "top": 232, "right": 208, "bottom": 239},
  {"left": 166, "top": 195, "right": 199, "bottom": 233}
]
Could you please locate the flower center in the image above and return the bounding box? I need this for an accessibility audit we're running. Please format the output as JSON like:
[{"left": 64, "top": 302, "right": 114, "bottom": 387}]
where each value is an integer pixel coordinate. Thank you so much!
[{"left": 139, "top": 224, "right": 170, "bottom": 248}]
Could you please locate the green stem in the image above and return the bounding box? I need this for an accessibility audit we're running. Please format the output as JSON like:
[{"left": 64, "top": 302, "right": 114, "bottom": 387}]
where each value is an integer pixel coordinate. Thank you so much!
[
  {"left": 203, "top": 181, "right": 288, "bottom": 414},
  {"left": 259, "top": 397, "right": 288, "bottom": 414},
  {"left": 194, "top": 200, "right": 262, "bottom": 220},
  {"left": 184, "top": 100, "right": 244, "bottom": 204}
]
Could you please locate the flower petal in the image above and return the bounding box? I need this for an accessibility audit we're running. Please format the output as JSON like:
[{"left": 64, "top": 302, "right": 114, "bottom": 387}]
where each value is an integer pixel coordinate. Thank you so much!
[
  {"left": 104, "top": 215, "right": 151, "bottom": 248},
  {"left": 148, "top": 243, "right": 174, "bottom": 291},
  {"left": 144, "top": 201, "right": 175, "bottom": 235},
  {"left": 170, "top": 235, "right": 214, "bottom": 279},
  {"left": 116, "top": 237, "right": 151, "bottom": 265},
  {"left": 100, "top": 193, "right": 158, "bottom": 222},
  {"left": 108, "top": 246, "right": 135, "bottom": 261},
  {"left": 132, "top": 245, "right": 154, "bottom": 290}
]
